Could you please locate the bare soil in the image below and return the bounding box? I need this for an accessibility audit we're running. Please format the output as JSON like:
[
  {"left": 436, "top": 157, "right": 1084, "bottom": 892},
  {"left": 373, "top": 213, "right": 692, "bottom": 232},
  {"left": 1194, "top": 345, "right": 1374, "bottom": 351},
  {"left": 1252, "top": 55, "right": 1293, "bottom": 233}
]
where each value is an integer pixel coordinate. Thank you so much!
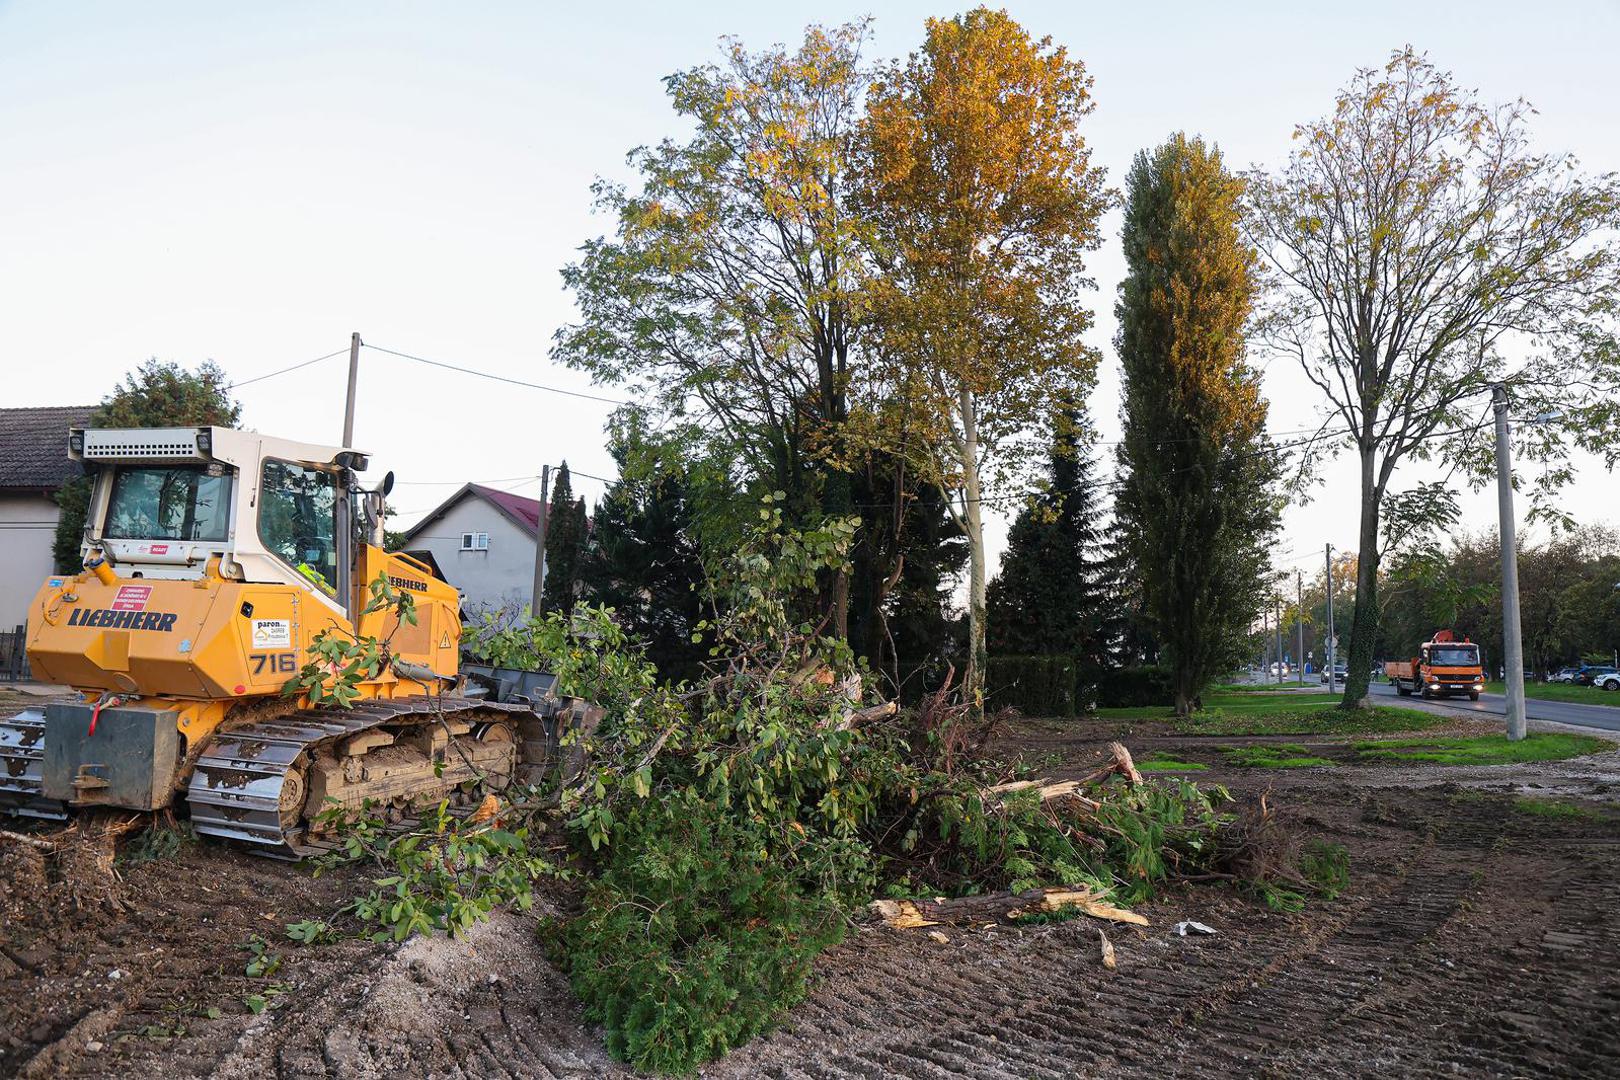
[{"left": 3, "top": 695, "right": 1618, "bottom": 1079}]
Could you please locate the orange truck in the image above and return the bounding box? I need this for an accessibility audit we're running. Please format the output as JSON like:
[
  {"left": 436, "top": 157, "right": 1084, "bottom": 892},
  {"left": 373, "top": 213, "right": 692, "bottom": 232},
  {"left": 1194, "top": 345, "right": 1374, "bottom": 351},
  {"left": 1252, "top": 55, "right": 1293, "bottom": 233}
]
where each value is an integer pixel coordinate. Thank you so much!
[{"left": 1385, "top": 630, "right": 1486, "bottom": 701}]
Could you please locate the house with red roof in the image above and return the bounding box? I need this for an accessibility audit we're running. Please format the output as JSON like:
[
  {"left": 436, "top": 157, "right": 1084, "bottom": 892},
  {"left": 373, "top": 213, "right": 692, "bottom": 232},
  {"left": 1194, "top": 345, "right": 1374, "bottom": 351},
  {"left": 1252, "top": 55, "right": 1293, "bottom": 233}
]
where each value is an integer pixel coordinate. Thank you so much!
[{"left": 396, "top": 483, "right": 547, "bottom": 615}]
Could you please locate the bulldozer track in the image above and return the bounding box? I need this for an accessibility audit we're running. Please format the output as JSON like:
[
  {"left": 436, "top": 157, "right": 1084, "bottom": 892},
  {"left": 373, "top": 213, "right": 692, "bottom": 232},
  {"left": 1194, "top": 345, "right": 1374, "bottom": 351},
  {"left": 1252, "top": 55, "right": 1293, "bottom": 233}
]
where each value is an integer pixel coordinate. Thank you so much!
[
  {"left": 0, "top": 706, "right": 68, "bottom": 820},
  {"left": 187, "top": 695, "right": 533, "bottom": 858}
]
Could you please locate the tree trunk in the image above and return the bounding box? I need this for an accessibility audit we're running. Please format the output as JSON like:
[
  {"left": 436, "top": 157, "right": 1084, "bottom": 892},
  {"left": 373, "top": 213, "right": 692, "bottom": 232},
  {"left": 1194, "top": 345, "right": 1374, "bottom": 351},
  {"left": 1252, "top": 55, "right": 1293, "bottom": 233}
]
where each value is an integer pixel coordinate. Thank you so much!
[
  {"left": 958, "top": 389, "right": 987, "bottom": 718},
  {"left": 1340, "top": 447, "right": 1382, "bottom": 708}
]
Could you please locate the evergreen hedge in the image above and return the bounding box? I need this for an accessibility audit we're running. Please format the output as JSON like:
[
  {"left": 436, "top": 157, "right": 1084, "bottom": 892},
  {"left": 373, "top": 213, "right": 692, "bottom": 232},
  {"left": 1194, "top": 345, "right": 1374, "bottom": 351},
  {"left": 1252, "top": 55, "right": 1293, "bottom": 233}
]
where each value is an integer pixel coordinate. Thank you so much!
[{"left": 987, "top": 656, "right": 1174, "bottom": 715}]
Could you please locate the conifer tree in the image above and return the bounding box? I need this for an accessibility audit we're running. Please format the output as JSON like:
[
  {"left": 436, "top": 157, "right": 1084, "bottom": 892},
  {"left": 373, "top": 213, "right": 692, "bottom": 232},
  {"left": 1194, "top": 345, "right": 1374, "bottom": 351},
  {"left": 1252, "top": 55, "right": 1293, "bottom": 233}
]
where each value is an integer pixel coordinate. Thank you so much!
[
  {"left": 581, "top": 464, "right": 708, "bottom": 682},
  {"left": 541, "top": 463, "right": 587, "bottom": 615},
  {"left": 986, "top": 422, "right": 1110, "bottom": 679},
  {"left": 1116, "top": 134, "right": 1280, "bottom": 716}
]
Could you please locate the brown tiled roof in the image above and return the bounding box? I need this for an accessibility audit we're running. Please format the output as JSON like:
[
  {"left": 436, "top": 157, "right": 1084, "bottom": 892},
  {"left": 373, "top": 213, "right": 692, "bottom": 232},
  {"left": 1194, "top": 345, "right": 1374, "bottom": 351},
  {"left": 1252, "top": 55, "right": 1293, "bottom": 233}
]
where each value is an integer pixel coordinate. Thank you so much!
[{"left": 0, "top": 406, "right": 96, "bottom": 491}]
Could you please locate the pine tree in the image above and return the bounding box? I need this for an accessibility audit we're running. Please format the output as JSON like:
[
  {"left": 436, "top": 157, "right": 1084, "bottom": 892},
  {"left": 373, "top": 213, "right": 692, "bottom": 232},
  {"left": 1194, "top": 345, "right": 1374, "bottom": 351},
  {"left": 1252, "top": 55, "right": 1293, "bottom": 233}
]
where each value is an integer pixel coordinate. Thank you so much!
[
  {"left": 987, "top": 422, "right": 1113, "bottom": 688},
  {"left": 541, "top": 464, "right": 586, "bottom": 615},
  {"left": 1115, "top": 134, "right": 1280, "bottom": 716},
  {"left": 580, "top": 464, "right": 708, "bottom": 682}
]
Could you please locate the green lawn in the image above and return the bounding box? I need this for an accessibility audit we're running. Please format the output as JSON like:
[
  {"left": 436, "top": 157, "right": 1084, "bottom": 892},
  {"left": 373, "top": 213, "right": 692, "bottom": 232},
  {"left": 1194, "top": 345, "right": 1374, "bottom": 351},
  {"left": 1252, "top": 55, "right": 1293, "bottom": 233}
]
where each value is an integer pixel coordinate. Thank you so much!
[
  {"left": 1218, "top": 743, "right": 1336, "bottom": 769},
  {"left": 1213, "top": 681, "right": 1319, "bottom": 693},
  {"left": 1136, "top": 752, "right": 1208, "bottom": 773},
  {"left": 1486, "top": 681, "right": 1620, "bottom": 707},
  {"left": 1128, "top": 702, "right": 1447, "bottom": 737},
  {"left": 1354, "top": 732, "right": 1613, "bottom": 766},
  {"left": 1098, "top": 689, "right": 1448, "bottom": 736}
]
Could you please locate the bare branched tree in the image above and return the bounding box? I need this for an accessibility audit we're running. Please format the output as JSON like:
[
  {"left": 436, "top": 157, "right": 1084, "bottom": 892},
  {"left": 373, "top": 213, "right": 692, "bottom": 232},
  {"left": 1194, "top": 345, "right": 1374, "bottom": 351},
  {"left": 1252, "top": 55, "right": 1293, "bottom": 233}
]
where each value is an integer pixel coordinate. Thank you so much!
[{"left": 1246, "top": 47, "right": 1620, "bottom": 707}]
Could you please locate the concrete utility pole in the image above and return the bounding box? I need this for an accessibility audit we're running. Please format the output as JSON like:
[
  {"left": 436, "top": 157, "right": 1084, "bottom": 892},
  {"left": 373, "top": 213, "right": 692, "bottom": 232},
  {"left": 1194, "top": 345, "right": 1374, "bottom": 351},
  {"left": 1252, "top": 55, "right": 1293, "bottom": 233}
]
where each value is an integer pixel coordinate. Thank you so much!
[
  {"left": 1297, "top": 569, "right": 1306, "bottom": 687},
  {"left": 1493, "top": 384, "right": 1527, "bottom": 741},
  {"left": 1275, "top": 598, "right": 1284, "bottom": 685},
  {"left": 1325, "top": 544, "right": 1336, "bottom": 694},
  {"left": 342, "top": 332, "right": 361, "bottom": 446},
  {"left": 531, "top": 463, "right": 551, "bottom": 615}
]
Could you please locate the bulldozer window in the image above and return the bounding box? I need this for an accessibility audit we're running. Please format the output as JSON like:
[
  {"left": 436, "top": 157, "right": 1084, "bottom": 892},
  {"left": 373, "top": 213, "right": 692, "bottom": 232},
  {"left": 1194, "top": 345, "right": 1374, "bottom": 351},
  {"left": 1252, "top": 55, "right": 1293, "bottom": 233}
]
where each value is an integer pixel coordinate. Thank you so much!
[
  {"left": 105, "top": 465, "right": 232, "bottom": 542},
  {"left": 258, "top": 460, "right": 338, "bottom": 593}
]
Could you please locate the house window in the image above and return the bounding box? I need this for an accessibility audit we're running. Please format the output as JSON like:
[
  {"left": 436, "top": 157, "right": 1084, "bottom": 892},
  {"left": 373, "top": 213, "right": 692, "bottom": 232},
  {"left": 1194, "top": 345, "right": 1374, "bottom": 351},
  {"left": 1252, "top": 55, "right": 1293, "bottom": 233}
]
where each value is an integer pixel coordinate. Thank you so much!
[{"left": 460, "top": 532, "right": 490, "bottom": 551}]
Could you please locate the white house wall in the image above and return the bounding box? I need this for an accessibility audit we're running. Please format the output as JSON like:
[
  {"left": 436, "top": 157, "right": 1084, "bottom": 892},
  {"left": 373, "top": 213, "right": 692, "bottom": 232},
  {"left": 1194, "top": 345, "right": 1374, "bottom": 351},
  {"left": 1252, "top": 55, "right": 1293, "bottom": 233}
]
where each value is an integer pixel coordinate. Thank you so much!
[
  {"left": 407, "top": 499, "right": 536, "bottom": 616},
  {"left": 0, "top": 493, "right": 63, "bottom": 632}
]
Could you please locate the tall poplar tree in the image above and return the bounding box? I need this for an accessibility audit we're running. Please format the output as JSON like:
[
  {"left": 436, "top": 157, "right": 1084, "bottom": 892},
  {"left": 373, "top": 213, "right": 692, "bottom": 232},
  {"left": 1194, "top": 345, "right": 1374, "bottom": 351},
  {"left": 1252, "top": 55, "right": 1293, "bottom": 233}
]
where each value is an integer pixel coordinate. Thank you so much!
[{"left": 1116, "top": 134, "right": 1280, "bottom": 717}]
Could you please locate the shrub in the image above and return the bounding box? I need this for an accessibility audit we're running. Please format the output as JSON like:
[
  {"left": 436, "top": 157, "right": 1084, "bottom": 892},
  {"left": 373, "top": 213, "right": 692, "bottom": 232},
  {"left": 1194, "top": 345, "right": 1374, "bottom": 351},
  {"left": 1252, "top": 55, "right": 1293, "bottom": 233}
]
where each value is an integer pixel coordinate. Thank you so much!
[
  {"left": 986, "top": 654, "right": 1081, "bottom": 715},
  {"left": 551, "top": 795, "right": 847, "bottom": 1074},
  {"left": 1097, "top": 665, "right": 1174, "bottom": 708}
]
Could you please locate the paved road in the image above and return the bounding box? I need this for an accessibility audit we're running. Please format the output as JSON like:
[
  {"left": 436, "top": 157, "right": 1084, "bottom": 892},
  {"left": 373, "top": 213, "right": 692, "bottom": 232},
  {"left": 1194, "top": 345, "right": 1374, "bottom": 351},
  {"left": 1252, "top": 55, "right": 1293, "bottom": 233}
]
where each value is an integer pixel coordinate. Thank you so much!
[{"left": 1367, "top": 679, "right": 1620, "bottom": 734}]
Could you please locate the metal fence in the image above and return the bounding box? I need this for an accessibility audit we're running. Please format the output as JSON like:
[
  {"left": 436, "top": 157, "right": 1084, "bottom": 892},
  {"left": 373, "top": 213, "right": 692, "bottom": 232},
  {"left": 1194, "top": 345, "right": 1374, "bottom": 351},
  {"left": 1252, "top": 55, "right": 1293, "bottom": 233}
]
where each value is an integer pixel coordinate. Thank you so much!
[{"left": 0, "top": 625, "right": 28, "bottom": 682}]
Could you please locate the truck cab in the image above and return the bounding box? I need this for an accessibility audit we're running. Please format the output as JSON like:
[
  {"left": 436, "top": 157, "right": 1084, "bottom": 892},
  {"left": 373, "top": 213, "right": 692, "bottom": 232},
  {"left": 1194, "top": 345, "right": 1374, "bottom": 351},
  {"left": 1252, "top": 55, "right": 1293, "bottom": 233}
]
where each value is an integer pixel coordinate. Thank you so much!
[{"left": 1385, "top": 630, "right": 1486, "bottom": 700}]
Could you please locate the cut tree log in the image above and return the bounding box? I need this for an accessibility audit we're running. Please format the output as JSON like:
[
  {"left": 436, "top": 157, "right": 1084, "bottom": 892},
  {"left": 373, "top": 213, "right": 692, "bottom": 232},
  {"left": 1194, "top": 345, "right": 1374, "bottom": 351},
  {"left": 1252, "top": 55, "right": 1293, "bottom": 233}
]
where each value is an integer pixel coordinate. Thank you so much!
[
  {"left": 869, "top": 885, "right": 1148, "bottom": 929},
  {"left": 830, "top": 701, "right": 898, "bottom": 731},
  {"left": 1077, "top": 742, "right": 1143, "bottom": 787},
  {"left": 985, "top": 778, "right": 1097, "bottom": 807}
]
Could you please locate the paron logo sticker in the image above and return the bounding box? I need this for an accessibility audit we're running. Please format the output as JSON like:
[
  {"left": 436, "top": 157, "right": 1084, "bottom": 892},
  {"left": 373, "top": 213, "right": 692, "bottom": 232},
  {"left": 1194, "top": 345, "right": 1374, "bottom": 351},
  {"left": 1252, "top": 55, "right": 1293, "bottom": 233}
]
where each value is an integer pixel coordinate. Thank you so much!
[
  {"left": 251, "top": 619, "right": 293, "bottom": 648},
  {"left": 111, "top": 585, "right": 152, "bottom": 612}
]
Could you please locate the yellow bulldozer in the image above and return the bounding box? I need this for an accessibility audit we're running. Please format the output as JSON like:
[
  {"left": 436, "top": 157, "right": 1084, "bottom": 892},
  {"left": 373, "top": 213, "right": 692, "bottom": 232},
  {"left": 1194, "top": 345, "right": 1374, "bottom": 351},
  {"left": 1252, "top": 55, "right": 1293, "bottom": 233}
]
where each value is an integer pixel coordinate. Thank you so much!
[{"left": 0, "top": 425, "right": 588, "bottom": 857}]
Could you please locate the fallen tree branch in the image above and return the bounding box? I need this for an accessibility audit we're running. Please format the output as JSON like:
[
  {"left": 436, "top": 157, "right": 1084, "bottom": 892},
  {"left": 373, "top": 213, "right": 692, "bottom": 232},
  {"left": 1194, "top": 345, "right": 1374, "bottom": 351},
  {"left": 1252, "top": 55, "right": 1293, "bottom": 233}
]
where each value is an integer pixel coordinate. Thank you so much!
[
  {"left": 869, "top": 884, "right": 1149, "bottom": 929},
  {"left": 830, "top": 701, "right": 897, "bottom": 732},
  {"left": 0, "top": 829, "right": 57, "bottom": 853},
  {"left": 1077, "top": 742, "right": 1143, "bottom": 787}
]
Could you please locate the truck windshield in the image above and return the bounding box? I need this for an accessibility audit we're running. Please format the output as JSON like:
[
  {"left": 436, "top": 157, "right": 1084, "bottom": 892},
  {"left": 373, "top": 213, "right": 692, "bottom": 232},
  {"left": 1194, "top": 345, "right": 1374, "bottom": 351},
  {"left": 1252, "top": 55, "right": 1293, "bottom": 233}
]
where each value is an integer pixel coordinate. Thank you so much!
[
  {"left": 1431, "top": 646, "right": 1479, "bottom": 666},
  {"left": 105, "top": 465, "right": 232, "bottom": 542}
]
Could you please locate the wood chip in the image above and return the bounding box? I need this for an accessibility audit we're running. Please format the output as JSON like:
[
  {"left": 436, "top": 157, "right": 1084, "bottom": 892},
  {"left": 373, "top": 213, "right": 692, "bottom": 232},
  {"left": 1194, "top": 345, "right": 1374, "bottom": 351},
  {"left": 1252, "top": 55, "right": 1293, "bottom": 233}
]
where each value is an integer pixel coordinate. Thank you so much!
[{"left": 1099, "top": 930, "right": 1117, "bottom": 970}]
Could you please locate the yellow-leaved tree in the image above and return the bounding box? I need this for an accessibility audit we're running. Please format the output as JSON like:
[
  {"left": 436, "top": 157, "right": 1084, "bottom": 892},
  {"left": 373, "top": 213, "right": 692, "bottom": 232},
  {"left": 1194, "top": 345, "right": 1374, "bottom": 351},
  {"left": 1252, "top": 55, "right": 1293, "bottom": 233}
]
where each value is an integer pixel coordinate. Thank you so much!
[{"left": 856, "top": 7, "right": 1111, "bottom": 710}]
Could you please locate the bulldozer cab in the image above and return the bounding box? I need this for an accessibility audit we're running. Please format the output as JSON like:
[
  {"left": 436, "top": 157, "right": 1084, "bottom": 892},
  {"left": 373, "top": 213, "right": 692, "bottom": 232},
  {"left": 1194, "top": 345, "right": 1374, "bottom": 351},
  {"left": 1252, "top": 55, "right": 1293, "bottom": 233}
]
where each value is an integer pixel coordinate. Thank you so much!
[{"left": 70, "top": 426, "right": 386, "bottom": 621}]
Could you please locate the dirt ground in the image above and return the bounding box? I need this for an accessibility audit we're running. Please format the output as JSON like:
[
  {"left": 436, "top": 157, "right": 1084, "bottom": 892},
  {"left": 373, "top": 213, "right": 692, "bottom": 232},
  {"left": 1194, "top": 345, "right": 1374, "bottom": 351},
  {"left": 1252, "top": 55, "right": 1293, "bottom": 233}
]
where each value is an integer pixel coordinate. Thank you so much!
[{"left": 3, "top": 692, "right": 1619, "bottom": 1079}]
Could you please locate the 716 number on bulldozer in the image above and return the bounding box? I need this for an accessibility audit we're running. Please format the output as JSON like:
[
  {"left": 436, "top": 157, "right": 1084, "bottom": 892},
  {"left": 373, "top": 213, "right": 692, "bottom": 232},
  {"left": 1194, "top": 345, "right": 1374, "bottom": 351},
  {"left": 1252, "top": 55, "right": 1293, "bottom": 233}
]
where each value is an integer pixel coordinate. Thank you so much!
[{"left": 250, "top": 653, "right": 298, "bottom": 675}]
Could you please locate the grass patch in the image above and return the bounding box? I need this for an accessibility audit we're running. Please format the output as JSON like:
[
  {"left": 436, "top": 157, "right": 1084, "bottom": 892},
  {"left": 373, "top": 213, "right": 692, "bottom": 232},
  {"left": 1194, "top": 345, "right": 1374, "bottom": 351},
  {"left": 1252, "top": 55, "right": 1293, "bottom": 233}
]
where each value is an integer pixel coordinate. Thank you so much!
[
  {"left": 1172, "top": 705, "right": 1446, "bottom": 737},
  {"left": 1354, "top": 732, "right": 1613, "bottom": 766},
  {"left": 1486, "top": 681, "right": 1620, "bottom": 707},
  {"left": 1136, "top": 752, "right": 1208, "bottom": 773},
  {"left": 1218, "top": 743, "right": 1336, "bottom": 769},
  {"left": 1513, "top": 795, "right": 1602, "bottom": 820},
  {"left": 1213, "top": 682, "right": 1317, "bottom": 693}
]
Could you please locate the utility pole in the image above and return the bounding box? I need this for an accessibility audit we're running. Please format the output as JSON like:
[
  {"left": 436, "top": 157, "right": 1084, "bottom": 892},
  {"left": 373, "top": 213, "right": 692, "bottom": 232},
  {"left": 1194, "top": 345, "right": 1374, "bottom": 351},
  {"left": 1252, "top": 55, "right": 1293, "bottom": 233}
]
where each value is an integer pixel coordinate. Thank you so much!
[
  {"left": 531, "top": 463, "right": 551, "bottom": 616},
  {"left": 342, "top": 332, "right": 362, "bottom": 446},
  {"left": 1325, "top": 544, "right": 1336, "bottom": 694},
  {"left": 1493, "top": 384, "right": 1527, "bottom": 741},
  {"left": 1297, "top": 568, "right": 1306, "bottom": 687},
  {"left": 1275, "top": 597, "right": 1284, "bottom": 685}
]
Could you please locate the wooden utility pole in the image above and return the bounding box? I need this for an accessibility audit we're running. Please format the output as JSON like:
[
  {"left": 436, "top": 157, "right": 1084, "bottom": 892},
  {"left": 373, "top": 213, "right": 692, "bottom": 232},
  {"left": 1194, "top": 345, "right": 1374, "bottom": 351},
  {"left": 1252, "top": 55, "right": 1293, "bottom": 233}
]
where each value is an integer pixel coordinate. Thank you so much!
[
  {"left": 531, "top": 463, "right": 551, "bottom": 615},
  {"left": 342, "top": 331, "right": 362, "bottom": 446}
]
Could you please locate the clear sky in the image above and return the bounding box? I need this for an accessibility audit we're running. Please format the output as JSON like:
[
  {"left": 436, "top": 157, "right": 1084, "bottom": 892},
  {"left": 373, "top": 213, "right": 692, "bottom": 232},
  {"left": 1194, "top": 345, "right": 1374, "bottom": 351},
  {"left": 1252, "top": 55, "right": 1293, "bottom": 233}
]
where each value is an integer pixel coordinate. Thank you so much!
[{"left": 2, "top": 0, "right": 1615, "bottom": 590}]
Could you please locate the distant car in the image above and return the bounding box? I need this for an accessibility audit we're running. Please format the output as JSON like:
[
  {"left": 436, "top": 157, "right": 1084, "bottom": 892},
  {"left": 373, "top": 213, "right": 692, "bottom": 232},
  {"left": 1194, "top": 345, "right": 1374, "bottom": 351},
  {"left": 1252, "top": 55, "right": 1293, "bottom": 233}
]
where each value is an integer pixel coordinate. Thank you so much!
[
  {"left": 1574, "top": 665, "right": 1618, "bottom": 687},
  {"left": 1320, "top": 663, "right": 1349, "bottom": 683},
  {"left": 1269, "top": 662, "right": 1289, "bottom": 677},
  {"left": 1596, "top": 671, "right": 1620, "bottom": 692},
  {"left": 1553, "top": 667, "right": 1581, "bottom": 683}
]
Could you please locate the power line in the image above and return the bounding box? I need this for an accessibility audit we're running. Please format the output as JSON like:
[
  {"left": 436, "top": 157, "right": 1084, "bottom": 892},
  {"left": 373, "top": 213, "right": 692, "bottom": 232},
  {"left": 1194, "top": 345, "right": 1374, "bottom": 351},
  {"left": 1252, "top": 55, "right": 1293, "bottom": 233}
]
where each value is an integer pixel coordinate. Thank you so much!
[
  {"left": 226, "top": 348, "right": 349, "bottom": 390},
  {"left": 361, "top": 343, "right": 630, "bottom": 406}
]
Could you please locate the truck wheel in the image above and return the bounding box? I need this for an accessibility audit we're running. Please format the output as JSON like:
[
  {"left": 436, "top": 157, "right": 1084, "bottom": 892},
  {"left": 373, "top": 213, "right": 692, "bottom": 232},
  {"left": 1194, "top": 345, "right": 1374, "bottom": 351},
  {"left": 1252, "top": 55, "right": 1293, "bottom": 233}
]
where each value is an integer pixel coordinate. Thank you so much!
[
  {"left": 1469, "top": 691, "right": 1480, "bottom": 701},
  {"left": 1396, "top": 683, "right": 1411, "bottom": 697}
]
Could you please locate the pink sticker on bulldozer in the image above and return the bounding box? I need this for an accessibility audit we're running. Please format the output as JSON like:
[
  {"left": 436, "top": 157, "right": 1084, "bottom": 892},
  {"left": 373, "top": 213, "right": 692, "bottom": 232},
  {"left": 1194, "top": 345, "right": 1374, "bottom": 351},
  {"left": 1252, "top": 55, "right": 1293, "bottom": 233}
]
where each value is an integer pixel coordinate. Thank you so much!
[{"left": 112, "top": 585, "right": 152, "bottom": 611}]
